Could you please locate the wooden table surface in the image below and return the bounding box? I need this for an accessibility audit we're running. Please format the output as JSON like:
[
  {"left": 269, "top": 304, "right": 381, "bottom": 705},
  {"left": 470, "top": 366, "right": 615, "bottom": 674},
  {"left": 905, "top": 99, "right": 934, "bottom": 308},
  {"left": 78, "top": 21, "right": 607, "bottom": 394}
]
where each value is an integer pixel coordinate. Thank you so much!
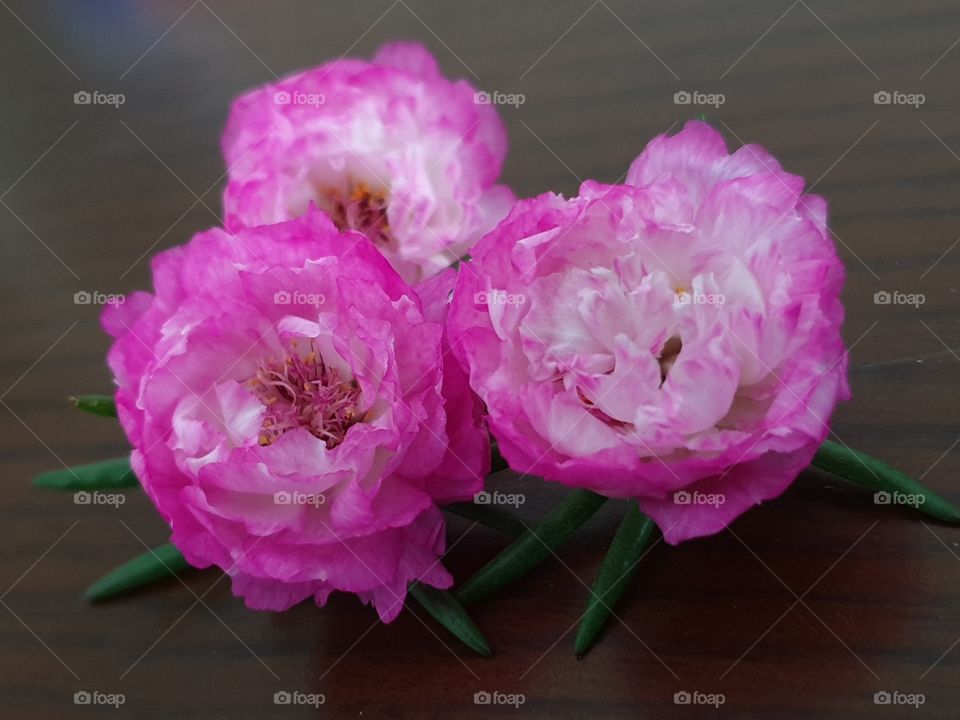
[{"left": 2, "top": 1, "right": 959, "bottom": 717}]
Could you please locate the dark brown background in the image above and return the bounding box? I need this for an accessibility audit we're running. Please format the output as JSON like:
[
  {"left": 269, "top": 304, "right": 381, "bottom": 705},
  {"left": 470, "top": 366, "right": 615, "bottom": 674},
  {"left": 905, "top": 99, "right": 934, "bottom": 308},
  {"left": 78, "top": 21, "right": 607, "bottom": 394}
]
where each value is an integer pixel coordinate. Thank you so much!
[{"left": 2, "top": 1, "right": 959, "bottom": 718}]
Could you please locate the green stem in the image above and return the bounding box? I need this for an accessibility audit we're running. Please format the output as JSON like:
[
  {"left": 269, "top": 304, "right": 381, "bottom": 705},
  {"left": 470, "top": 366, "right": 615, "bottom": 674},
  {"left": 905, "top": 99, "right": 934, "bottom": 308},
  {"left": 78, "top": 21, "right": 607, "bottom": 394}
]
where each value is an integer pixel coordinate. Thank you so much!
[
  {"left": 70, "top": 394, "right": 117, "bottom": 417},
  {"left": 813, "top": 439, "right": 960, "bottom": 523},
  {"left": 85, "top": 543, "right": 189, "bottom": 601},
  {"left": 574, "top": 505, "right": 656, "bottom": 656},
  {"left": 455, "top": 489, "right": 607, "bottom": 606},
  {"left": 408, "top": 583, "right": 491, "bottom": 656},
  {"left": 34, "top": 457, "right": 138, "bottom": 490}
]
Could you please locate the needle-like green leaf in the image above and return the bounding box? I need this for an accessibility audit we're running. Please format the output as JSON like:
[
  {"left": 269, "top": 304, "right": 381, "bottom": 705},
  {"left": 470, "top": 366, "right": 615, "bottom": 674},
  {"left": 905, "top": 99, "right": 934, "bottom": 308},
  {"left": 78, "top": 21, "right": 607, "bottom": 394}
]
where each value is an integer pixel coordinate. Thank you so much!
[
  {"left": 574, "top": 505, "right": 657, "bottom": 656},
  {"left": 813, "top": 439, "right": 960, "bottom": 523},
  {"left": 455, "top": 489, "right": 607, "bottom": 606},
  {"left": 69, "top": 394, "right": 117, "bottom": 417},
  {"left": 408, "top": 583, "right": 491, "bottom": 656},
  {"left": 85, "top": 543, "right": 189, "bottom": 602},
  {"left": 33, "top": 457, "right": 138, "bottom": 490}
]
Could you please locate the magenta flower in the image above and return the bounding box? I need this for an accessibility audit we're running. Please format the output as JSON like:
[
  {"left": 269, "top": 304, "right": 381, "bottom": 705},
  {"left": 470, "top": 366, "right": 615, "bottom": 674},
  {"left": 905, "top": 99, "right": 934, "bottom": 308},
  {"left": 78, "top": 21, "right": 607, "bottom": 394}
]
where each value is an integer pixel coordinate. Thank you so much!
[
  {"left": 450, "top": 121, "right": 849, "bottom": 544},
  {"left": 102, "top": 211, "right": 488, "bottom": 621},
  {"left": 221, "top": 41, "right": 513, "bottom": 284}
]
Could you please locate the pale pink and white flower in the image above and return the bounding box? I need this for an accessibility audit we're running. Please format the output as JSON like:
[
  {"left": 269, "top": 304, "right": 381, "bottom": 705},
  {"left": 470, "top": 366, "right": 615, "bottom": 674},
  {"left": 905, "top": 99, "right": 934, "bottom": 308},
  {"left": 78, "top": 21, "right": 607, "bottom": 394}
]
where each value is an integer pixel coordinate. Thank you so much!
[
  {"left": 103, "top": 211, "right": 488, "bottom": 621},
  {"left": 221, "top": 42, "right": 513, "bottom": 284},
  {"left": 450, "top": 121, "right": 849, "bottom": 543}
]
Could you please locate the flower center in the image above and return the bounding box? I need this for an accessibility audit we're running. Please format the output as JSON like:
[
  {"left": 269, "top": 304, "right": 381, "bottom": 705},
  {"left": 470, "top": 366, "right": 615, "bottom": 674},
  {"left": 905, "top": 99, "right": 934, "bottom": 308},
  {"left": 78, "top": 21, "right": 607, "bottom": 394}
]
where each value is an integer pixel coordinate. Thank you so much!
[
  {"left": 324, "top": 181, "right": 393, "bottom": 246},
  {"left": 246, "top": 340, "right": 363, "bottom": 449}
]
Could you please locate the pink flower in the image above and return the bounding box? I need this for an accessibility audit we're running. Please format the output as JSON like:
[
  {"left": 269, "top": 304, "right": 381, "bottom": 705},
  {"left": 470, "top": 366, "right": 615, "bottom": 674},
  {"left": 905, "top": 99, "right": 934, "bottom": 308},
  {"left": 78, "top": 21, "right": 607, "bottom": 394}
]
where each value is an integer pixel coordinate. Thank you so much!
[
  {"left": 450, "top": 121, "right": 849, "bottom": 544},
  {"left": 102, "top": 211, "right": 488, "bottom": 621},
  {"left": 221, "top": 41, "right": 514, "bottom": 284}
]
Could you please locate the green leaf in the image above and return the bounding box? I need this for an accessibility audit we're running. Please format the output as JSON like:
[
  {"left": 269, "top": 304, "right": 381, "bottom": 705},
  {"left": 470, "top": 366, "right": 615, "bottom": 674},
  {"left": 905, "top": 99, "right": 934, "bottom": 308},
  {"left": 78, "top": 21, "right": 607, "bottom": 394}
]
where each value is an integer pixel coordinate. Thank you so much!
[
  {"left": 70, "top": 394, "right": 117, "bottom": 417},
  {"left": 455, "top": 489, "right": 607, "bottom": 606},
  {"left": 574, "top": 505, "right": 656, "bottom": 656},
  {"left": 85, "top": 543, "right": 189, "bottom": 602},
  {"left": 443, "top": 502, "right": 526, "bottom": 537},
  {"left": 33, "top": 457, "right": 138, "bottom": 490},
  {"left": 813, "top": 439, "right": 960, "bottom": 523},
  {"left": 408, "top": 583, "right": 491, "bottom": 656}
]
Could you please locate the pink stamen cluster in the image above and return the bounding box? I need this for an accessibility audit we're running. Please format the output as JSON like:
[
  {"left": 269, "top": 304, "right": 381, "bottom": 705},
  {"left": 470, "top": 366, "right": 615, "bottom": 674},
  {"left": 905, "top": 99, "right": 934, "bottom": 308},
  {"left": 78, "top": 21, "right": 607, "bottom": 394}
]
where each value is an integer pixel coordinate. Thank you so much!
[
  {"left": 325, "top": 182, "right": 393, "bottom": 246},
  {"left": 247, "top": 340, "right": 363, "bottom": 449}
]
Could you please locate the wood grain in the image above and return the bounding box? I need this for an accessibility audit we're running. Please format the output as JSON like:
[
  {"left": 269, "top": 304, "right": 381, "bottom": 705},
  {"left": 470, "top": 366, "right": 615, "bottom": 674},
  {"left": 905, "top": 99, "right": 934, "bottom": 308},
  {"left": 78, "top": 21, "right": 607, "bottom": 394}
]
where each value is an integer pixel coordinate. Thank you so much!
[{"left": 1, "top": 1, "right": 959, "bottom": 717}]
